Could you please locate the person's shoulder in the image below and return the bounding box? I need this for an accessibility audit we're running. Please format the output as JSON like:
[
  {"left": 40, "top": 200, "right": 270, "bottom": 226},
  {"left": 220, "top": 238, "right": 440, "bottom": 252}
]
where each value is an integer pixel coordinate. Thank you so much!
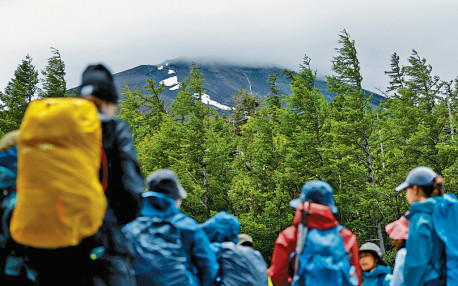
[
  {"left": 338, "top": 225, "right": 357, "bottom": 241},
  {"left": 172, "top": 213, "right": 199, "bottom": 229}
]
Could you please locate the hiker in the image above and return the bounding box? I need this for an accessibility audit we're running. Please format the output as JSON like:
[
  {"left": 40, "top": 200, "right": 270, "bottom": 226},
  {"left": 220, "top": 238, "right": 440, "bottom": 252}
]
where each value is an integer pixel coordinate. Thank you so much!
[
  {"left": 385, "top": 215, "right": 409, "bottom": 286},
  {"left": 11, "top": 92, "right": 108, "bottom": 284},
  {"left": 10, "top": 63, "right": 143, "bottom": 286},
  {"left": 0, "top": 130, "right": 34, "bottom": 285},
  {"left": 267, "top": 180, "right": 361, "bottom": 286},
  {"left": 79, "top": 63, "right": 145, "bottom": 285},
  {"left": 395, "top": 166, "right": 445, "bottom": 286},
  {"left": 123, "top": 169, "right": 218, "bottom": 286},
  {"left": 359, "top": 242, "right": 392, "bottom": 286},
  {"left": 201, "top": 211, "right": 268, "bottom": 286}
]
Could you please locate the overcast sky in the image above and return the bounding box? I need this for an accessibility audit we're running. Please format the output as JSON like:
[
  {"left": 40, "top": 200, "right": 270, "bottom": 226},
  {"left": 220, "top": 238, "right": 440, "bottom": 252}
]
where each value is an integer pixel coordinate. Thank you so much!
[{"left": 1, "top": 0, "right": 457, "bottom": 93}]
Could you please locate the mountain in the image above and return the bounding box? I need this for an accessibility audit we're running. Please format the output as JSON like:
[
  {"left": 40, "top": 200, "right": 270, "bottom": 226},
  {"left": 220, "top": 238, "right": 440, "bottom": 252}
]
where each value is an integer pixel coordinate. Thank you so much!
[{"left": 108, "top": 58, "right": 385, "bottom": 110}]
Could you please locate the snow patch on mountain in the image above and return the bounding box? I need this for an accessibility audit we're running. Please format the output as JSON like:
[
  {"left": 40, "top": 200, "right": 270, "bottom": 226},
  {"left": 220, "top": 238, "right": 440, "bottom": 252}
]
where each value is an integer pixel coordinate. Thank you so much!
[
  {"left": 168, "top": 69, "right": 175, "bottom": 74},
  {"left": 160, "top": 76, "right": 178, "bottom": 87},
  {"left": 169, "top": 84, "right": 179, "bottom": 91},
  {"left": 157, "top": 65, "right": 164, "bottom": 70},
  {"left": 201, "top": 94, "right": 231, "bottom": 111}
]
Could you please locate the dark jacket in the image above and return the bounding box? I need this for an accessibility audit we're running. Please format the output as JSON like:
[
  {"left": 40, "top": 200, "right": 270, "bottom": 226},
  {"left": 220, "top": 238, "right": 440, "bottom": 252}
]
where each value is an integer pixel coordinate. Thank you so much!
[
  {"left": 267, "top": 202, "right": 362, "bottom": 286},
  {"left": 125, "top": 191, "right": 218, "bottom": 286},
  {"left": 404, "top": 197, "right": 445, "bottom": 286},
  {"left": 98, "top": 115, "right": 144, "bottom": 256}
]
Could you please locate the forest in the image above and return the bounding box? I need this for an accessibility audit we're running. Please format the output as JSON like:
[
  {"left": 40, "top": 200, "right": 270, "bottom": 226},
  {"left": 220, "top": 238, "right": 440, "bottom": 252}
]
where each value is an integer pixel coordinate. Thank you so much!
[{"left": 1, "top": 30, "right": 458, "bottom": 265}]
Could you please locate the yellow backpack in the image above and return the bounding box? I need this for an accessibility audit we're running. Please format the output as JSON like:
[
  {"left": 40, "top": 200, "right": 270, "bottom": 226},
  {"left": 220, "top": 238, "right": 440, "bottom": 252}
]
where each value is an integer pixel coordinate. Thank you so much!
[{"left": 10, "top": 97, "right": 107, "bottom": 248}]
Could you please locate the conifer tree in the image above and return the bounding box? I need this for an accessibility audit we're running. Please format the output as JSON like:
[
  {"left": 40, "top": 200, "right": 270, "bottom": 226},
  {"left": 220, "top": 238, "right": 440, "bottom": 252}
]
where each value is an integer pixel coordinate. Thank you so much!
[
  {"left": 0, "top": 54, "right": 38, "bottom": 133},
  {"left": 231, "top": 89, "right": 260, "bottom": 135},
  {"left": 117, "top": 78, "right": 166, "bottom": 144},
  {"left": 326, "top": 30, "right": 386, "bottom": 250},
  {"left": 331, "top": 29, "right": 363, "bottom": 90},
  {"left": 285, "top": 55, "right": 329, "bottom": 179},
  {"left": 385, "top": 52, "right": 404, "bottom": 98},
  {"left": 170, "top": 63, "right": 216, "bottom": 219},
  {"left": 40, "top": 47, "right": 67, "bottom": 98}
]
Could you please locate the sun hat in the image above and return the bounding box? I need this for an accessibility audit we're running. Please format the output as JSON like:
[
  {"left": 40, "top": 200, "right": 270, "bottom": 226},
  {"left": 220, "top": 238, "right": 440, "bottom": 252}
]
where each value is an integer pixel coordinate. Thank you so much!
[
  {"left": 359, "top": 242, "right": 388, "bottom": 266},
  {"left": 396, "top": 166, "right": 436, "bottom": 192},
  {"left": 289, "top": 180, "right": 338, "bottom": 213}
]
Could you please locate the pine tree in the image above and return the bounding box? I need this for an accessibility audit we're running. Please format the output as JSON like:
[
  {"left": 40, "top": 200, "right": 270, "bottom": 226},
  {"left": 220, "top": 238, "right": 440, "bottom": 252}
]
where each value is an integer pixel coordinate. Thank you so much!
[
  {"left": 170, "top": 63, "right": 215, "bottom": 218},
  {"left": 230, "top": 89, "right": 260, "bottom": 135},
  {"left": 40, "top": 47, "right": 67, "bottom": 98},
  {"left": 285, "top": 55, "right": 329, "bottom": 179},
  {"left": 326, "top": 30, "right": 387, "bottom": 250},
  {"left": 331, "top": 29, "right": 363, "bottom": 90},
  {"left": 0, "top": 54, "right": 39, "bottom": 133},
  {"left": 117, "top": 78, "right": 167, "bottom": 144},
  {"left": 385, "top": 52, "right": 404, "bottom": 98}
]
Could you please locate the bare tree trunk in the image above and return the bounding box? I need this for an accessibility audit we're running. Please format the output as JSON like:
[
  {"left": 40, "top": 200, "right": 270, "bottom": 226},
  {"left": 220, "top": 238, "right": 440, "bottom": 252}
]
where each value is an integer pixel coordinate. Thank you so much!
[
  {"left": 447, "top": 96, "right": 455, "bottom": 140},
  {"left": 364, "top": 131, "right": 374, "bottom": 185},
  {"left": 377, "top": 114, "right": 386, "bottom": 169},
  {"left": 376, "top": 221, "right": 385, "bottom": 254}
]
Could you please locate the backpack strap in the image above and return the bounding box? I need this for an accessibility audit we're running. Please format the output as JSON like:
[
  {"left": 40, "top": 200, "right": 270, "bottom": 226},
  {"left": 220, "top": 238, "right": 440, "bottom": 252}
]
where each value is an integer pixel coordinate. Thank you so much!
[
  {"left": 100, "top": 147, "right": 108, "bottom": 192},
  {"left": 292, "top": 202, "right": 311, "bottom": 281}
]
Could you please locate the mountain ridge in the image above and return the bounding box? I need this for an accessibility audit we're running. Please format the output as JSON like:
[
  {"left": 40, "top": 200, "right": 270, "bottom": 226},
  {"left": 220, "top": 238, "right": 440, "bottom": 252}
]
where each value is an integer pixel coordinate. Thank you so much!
[{"left": 105, "top": 58, "right": 385, "bottom": 110}]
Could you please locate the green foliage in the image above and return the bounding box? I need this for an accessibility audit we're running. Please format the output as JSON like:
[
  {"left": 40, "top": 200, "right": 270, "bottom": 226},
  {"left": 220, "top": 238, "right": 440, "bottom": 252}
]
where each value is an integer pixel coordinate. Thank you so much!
[
  {"left": 7, "top": 31, "right": 457, "bottom": 264},
  {"left": 117, "top": 78, "right": 167, "bottom": 145},
  {"left": 0, "top": 54, "right": 38, "bottom": 133},
  {"left": 385, "top": 53, "right": 404, "bottom": 97},
  {"left": 40, "top": 47, "right": 67, "bottom": 98},
  {"left": 331, "top": 29, "right": 363, "bottom": 90}
]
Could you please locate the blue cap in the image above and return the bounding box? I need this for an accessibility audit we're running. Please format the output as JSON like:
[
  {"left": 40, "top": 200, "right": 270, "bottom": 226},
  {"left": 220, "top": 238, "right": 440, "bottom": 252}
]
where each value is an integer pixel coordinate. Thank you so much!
[
  {"left": 289, "top": 180, "right": 338, "bottom": 213},
  {"left": 395, "top": 166, "right": 437, "bottom": 192}
]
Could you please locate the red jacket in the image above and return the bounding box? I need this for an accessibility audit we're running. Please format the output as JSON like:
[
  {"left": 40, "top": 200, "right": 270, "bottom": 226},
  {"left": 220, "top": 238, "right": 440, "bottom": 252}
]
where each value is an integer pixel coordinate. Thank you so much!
[{"left": 267, "top": 202, "right": 362, "bottom": 286}]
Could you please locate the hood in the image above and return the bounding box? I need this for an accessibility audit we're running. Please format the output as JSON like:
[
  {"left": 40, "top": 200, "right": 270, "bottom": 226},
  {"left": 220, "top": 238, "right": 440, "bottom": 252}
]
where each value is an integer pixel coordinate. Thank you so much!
[
  {"left": 292, "top": 202, "right": 340, "bottom": 230},
  {"left": 406, "top": 196, "right": 443, "bottom": 219},
  {"left": 362, "top": 264, "right": 392, "bottom": 279},
  {"left": 139, "top": 191, "right": 180, "bottom": 218},
  {"left": 201, "top": 211, "right": 240, "bottom": 243}
]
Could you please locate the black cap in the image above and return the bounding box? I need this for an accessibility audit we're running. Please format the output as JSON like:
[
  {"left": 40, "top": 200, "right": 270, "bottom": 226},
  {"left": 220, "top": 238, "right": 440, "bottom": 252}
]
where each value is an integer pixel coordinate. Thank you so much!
[
  {"left": 147, "top": 169, "right": 187, "bottom": 200},
  {"left": 79, "top": 64, "right": 118, "bottom": 104}
]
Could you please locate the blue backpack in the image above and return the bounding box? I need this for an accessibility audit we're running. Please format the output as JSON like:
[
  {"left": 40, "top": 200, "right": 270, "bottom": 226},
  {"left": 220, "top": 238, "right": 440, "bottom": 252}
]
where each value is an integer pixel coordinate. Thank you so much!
[
  {"left": 123, "top": 214, "right": 189, "bottom": 286},
  {"left": 433, "top": 193, "right": 458, "bottom": 285},
  {"left": 215, "top": 242, "right": 268, "bottom": 286},
  {"left": 291, "top": 204, "right": 357, "bottom": 286}
]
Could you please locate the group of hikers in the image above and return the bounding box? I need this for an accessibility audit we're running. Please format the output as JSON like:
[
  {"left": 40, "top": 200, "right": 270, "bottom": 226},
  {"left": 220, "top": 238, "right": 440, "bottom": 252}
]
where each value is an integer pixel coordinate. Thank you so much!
[{"left": 0, "top": 63, "right": 457, "bottom": 286}]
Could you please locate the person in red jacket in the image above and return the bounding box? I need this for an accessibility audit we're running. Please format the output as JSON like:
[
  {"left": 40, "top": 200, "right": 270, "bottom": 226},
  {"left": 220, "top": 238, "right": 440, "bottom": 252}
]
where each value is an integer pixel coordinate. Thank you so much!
[{"left": 267, "top": 180, "right": 362, "bottom": 286}]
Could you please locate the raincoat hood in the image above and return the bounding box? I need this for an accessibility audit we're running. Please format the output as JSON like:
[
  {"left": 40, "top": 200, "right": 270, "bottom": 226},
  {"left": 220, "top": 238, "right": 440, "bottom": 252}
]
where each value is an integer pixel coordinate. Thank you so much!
[
  {"left": 139, "top": 191, "right": 180, "bottom": 218},
  {"left": 405, "top": 196, "right": 443, "bottom": 219},
  {"left": 292, "top": 201, "right": 339, "bottom": 230},
  {"left": 201, "top": 211, "right": 240, "bottom": 243}
]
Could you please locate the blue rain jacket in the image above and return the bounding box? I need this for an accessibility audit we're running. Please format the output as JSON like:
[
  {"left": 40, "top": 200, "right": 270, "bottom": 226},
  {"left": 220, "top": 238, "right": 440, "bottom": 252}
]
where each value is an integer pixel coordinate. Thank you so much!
[
  {"left": 128, "top": 191, "right": 218, "bottom": 286},
  {"left": 0, "top": 147, "right": 17, "bottom": 189},
  {"left": 362, "top": 265, "right": 392, "bottom": 286},
  {"left": 404, "top": 196, "right": 445, "bottom": 286},
  {"left": 433, "top": 193, "right": 458, "bottom": 284},
  {"left": 201, "top": 211, "right": 240, "bottom": 244},
  {"left": 201, "top": 211, "right": 268, "bottom": 286}
]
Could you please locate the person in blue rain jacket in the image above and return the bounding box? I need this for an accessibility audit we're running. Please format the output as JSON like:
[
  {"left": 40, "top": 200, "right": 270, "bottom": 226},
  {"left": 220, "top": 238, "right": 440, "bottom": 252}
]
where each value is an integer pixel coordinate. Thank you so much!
[
  {"left": 359, "top": 242, "right": 392, "bottom": 286},
  {"left": 124, "top": 169, "right": 218, "bottom": 286},
  {"left": 395, "top": 166, "right": 445, "bottom": 286}
]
